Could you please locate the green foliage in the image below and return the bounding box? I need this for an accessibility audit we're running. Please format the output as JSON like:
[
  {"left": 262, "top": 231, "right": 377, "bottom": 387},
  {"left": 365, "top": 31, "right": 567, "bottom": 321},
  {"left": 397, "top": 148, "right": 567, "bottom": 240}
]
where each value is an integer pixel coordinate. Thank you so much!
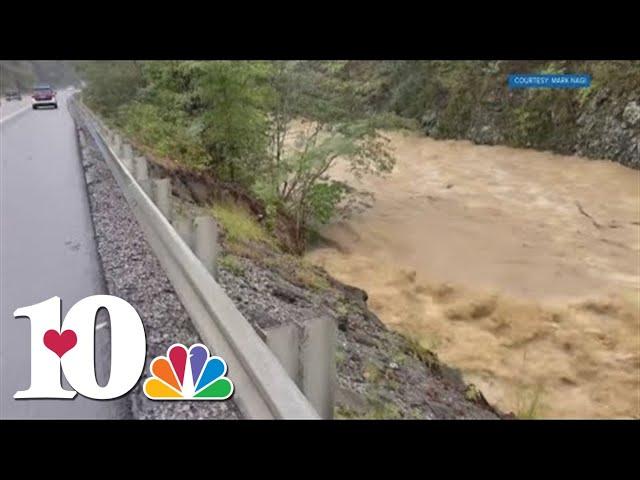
[
  {"left": 0, "top": 61, "right": 36, "bottom": 92},
  {"left": 334, "top": 405, "right": 359, "bottom": 419},
  {"left": 335, "top": 398, "right": 404, "bottom": 420},
  {"left": 80, "top": 60, "right": 271, "bottom": 184},
  {"left": 2, "top": 61, "right": 78, "bottom": 92},
  {"left": 363, "top": 396, "right": 404, "bottom": 419},
  {"left": 211, "top": 202, "right": 275, "bottom": 248},
  {"left": 507, "top": 88, "right": 578, "bottom": 150},
  {"left": 79, "top": 60, "right": 398, "bottom": 250},
  {"left": 383, "top": 61, "right": 481, "bottom": 121},
  {"left": 306, "top": 182, "right": 346, "bottom": 224},
  {"left": 76, "top": 61, "right": 146, "bottom": 116},
  {"left": 540, "top": 61, "right": 567, "bottom": 74},
  {"left": 193, "top": 61, "right": 271, "bottom": 183},
  {"left": 347, "top": 60, "right": 639, "bottom": 155},
  {"left": 576, "top": 83, "right": 595, "bottom": 107},
  {"left": 583, "top": 61, "right": 640, "bottom": 95},
  {"left": 78, "top": 59, "right": 638, "bottom": 251},
  {"left": 276, "top": 121, "right": 392, "bottom": 249},
  {"left": 403, "top": 336, "right": 439, "bottom": 369},
  {"left": 363, "top": 362, "right": 384, "bottom": 383},
  {"left": 465, "top": 384, "right": 483, "bottom": 402},
  {"left": 366, "top": 112, "right": 419, "bottom": 130},
  {"left": 218, "top": 254, "right": 245, "bottom": 276},
  {"left": 509, "top": 104, "right": 553, "bottom": 147},
  {"left": 253, "top": 61, "right": 396, "bottom": 250},
  {"left": 437, "top": 89, "right": 476, "bottom": 138},
  {"left": 120, "top": 102, "right": 207, "bottom": 167}
]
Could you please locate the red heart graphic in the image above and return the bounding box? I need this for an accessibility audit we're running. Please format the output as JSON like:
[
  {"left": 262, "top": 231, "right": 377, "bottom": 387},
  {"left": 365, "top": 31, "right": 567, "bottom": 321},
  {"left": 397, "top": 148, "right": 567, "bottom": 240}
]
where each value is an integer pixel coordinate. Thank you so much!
[{"left": 43, "top": 330, "right": 77, "bottom": 358}]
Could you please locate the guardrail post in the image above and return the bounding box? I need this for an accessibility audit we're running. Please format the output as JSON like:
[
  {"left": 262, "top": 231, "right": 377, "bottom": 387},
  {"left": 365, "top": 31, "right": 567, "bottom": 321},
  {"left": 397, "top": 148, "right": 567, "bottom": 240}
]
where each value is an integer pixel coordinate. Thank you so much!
[
  {"left": 121, "top": 143, "right": 134, "bottom": 172},
  {"left": 263, "top": 317, "right": 337, "bottom": 419},
  {"left": 265, "top": 324, "right": 301, "bottom": 383},
  {"left": 113, "top": 133, "right": 122, "bottom": 156},
  {"left": 78, "top": 129, "right": 86, "bottom": 148},
  {"left": 173, "top": 215, "right": 194, "bottom": 249},
  {"left": 153, "top": 178, "right": 172, "bottom": 221},
  {"left": 194, "top": 216, "right": 219, "bottom": 280},
  {"left": 299, "top": 317, "right": 337, "bottom": 419},
  {"left": 134, "top": 155, "right": 151, "bottom": 195}
]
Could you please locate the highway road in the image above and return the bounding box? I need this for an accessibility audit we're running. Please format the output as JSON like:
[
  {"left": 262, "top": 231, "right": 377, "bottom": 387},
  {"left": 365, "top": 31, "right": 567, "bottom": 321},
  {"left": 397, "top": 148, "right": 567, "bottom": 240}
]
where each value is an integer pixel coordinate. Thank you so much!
[
  {"left": 0, "top": 96, "right": 32, "bottom": 122},
  {"left": 0, "top": 90, "right": 129, "bottom": 418}
]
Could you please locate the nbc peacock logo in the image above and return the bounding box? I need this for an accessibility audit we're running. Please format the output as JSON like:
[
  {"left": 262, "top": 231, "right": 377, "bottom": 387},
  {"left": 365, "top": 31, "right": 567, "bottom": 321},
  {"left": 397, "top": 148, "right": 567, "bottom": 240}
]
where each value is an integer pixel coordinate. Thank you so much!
[{"left": 143, "top": 343, "right": 234, "bottom": 400}]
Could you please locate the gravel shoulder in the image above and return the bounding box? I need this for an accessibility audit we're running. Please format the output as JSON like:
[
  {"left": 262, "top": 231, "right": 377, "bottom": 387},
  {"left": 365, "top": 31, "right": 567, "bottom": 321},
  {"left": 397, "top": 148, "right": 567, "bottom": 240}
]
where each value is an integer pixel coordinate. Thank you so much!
[{"left": 72, "top": 105, "right": 241, "bottom": 419}]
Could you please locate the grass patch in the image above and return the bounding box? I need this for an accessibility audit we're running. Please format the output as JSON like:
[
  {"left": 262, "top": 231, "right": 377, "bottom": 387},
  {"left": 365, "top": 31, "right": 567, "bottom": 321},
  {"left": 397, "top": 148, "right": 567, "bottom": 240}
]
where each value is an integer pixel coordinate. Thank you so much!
[
  {"left": 363, "top": 396, "right": 404, "bottom": 419},
  {"left": 211, "top": 202, "right": 277, "bottom": 248},
  {"left": 336, "top": 348, "right": 347, "bottom": 368},
  {"left": 334, "top": 405, "right": 360, "bottom": 419},
  {"left": 363, "top": 362, "right": 384, "bottom": 383},
  {"left": 514, "top": 383, "right": 545, "bottom": 419},
  {"left": 335, "top": 300, "right": 350, "bottom": 317},
  {"left": 391, "top": 351, "right": 408, "bottom": 367},
  {"left": 263, "top": 253, "right": 331, "bottom": 291},
  {"left": 465, "top": 384, "right": 483, "bottom": 403},
  {"left": 292, "top": 263, "right": 331, "bottom": 291},
  {"left": 403, "top": 336, "right": 440, "bottom": 369},
  {"left": 218, "top": 254, "right": 245, "bottom": 276},
  {"left": 336, "top": 398, "right": 404, "bottom": 419},
  {"left": 225, "top": 232, "right": 330, "bottom": 291},
  {"left": 217, "top": 208, "right": 331, "bottom": 291},
  {"left": 366, "top": 404, "right": 402, "bottom": 419}
]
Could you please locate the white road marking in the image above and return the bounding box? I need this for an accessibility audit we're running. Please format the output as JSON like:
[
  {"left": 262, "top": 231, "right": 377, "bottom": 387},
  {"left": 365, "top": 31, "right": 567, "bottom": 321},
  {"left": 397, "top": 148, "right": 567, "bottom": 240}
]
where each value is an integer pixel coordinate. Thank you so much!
[
  {"left": 96, "top": 321, "right": 109, "bottom": 331},
  {"left": 0, "top": 105, "right": 31, "bottom": 124}
]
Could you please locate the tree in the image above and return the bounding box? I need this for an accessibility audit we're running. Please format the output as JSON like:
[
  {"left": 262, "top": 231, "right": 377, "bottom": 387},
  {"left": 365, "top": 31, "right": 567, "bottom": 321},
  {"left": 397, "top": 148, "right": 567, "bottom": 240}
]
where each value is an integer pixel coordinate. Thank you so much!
[
  {"left": 254, "top": 61, "right": 395, "bottom": 250},
  {"left": 74, "top": 61, "right": 146, "bottom": 116},
  {"left": 78, "top": 60, "right": 396, "bottom": 251},
  {"left": 191, "top": 61, "right": 270, "bottom": 184},
  {"left": 142, "top": 61, "right": 271, "bottom": 184}
]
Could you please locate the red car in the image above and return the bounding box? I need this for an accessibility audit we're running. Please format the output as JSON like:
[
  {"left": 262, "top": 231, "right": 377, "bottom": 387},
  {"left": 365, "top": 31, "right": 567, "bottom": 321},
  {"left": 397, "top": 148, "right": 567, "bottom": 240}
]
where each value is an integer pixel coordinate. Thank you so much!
[{"left": 32, "top": 85, "right": 58, "bottom": 110}]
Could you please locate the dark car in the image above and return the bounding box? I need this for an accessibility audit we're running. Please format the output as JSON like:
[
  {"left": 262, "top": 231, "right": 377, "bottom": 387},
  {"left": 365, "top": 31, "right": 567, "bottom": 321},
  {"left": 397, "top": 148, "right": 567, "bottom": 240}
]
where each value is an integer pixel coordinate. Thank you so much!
[
  {"left": 5, "top": 89, "right": 22, "bottom": 101},
  {"left": 32, "top": 85, "right": 57, "bottom": 109}
]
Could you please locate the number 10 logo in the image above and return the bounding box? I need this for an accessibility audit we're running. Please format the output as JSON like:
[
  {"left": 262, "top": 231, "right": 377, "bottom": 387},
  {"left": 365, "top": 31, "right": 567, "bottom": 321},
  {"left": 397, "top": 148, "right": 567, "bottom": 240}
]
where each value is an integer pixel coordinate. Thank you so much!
[{"left": 14, "top": 295, "right": 146, "bottom": 400}]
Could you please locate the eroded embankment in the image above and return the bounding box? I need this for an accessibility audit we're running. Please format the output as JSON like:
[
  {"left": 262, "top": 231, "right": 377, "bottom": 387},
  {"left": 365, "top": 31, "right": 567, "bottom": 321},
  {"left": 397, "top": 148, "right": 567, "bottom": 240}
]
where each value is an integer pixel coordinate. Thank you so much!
[{"left": 307, "top": 130, "right": 640, "bottom": 419}]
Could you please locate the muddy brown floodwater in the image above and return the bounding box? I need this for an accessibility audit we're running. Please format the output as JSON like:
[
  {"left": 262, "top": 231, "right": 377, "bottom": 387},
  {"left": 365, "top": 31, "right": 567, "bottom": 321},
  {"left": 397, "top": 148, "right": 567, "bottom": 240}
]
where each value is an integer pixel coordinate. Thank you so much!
[{"left": 306, "top": 130, "right": 640, "bottom": 419}]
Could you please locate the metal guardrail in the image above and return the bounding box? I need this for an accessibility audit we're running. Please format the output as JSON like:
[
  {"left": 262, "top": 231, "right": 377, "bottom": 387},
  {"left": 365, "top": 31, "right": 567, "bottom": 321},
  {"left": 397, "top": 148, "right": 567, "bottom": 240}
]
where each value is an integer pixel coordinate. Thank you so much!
[{"left": 74, "top": 97, "right": 320, "bottom": 420}]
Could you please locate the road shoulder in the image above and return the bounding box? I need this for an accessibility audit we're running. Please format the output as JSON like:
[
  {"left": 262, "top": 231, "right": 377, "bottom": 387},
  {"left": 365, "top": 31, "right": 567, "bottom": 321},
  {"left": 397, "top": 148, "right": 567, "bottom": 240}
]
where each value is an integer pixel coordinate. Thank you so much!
[{"left": 71, "top": 104, "right": 242, "bottom": 419}]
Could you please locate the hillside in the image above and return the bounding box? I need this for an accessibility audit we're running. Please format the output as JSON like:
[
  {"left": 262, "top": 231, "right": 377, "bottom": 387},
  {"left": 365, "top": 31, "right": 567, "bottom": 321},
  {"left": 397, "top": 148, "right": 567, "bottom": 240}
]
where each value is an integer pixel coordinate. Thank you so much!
[{"left": 339, "top": 60, "right": 640, "bottom": 168}]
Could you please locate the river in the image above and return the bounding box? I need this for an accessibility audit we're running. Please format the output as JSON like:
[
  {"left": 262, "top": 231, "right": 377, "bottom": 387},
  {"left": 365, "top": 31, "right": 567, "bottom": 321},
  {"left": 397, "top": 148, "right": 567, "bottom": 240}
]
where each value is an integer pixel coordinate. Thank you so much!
[{"left": 306, "top": 130, "right": 640, "bottom": 419}]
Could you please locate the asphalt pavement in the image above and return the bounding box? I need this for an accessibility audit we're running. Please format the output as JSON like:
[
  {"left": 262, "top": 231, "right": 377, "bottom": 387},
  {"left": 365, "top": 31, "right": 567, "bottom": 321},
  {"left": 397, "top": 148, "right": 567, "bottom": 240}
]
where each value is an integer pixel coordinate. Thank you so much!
[
  {"left": 0, "top": 96, "right": 31, "bottom": 123},
  {"left": 0, "top": 90, "right": 129, "bottom": 418}
]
